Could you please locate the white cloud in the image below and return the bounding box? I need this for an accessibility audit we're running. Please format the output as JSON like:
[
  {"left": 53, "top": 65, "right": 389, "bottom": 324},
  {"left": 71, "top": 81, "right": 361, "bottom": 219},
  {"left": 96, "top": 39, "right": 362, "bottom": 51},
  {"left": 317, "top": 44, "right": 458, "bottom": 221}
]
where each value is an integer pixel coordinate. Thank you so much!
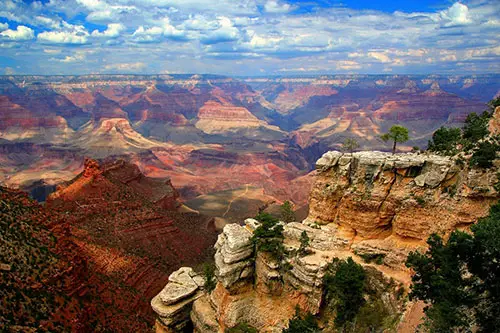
[
  {"left": 182, "top": 15, "right": 219, "bottom": 30},
  {"left": 58, "top": 53, "right": 86, "bottom": 63},
  {"left": 91, "top": 23, "right": 125, "bottom": 38},
  {"left": 335, "top": 60, "right": 362, "bottom": 70},
  {"left": 132, "top": 26, "right": 165, "bottom": 42},
  {"left": 132, "top": 17, "right": 187, "bottom": 43},
  {"left": 440, "top": 2, "right": 472, "bottom": 26},
  {"left": 264, "top": 1, "right": 295, "bottom": 14},
  {"left": 34, "top": 16, "right": 61, "bottom": 29},
  {"left": 0, "top": 23, "right": 8, "bottom": 31},
  {"left": 247, "top": 32, "right": 282, "bottom": 49},
  {"left": 368, "top": 51, "right": 391, "bottom": 63},
  {"left": 200, "top": 16, "right": 240, "bottom": 44},
  {"left": 104, "top": 62, "right": 146, "bottom": 71},
  {"left": 0, "top": 25, "right": 35, "bottom": 41},
  {"left": 38, "top": 31, "right": 89, "bottom": 44}
]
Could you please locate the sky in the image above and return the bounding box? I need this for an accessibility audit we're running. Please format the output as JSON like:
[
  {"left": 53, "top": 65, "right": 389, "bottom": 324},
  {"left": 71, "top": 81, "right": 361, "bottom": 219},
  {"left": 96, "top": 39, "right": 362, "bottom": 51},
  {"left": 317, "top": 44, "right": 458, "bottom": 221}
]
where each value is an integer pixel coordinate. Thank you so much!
[{"left": 0, "top": 0, "right": 499, "bottom": 75}]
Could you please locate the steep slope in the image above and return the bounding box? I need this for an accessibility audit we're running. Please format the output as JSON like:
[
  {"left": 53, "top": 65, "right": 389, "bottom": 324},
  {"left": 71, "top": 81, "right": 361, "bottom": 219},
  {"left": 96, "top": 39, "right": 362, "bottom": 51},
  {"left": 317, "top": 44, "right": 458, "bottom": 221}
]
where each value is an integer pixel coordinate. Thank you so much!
[
  {"left": 74, "top": 118, "right": 164, "bottom": 158},
  {"left": 46, "top": 159, "right": 218, "bottom": 331},
  {"left": 0, "top": 187, "right": 88, "bottom": 332}
]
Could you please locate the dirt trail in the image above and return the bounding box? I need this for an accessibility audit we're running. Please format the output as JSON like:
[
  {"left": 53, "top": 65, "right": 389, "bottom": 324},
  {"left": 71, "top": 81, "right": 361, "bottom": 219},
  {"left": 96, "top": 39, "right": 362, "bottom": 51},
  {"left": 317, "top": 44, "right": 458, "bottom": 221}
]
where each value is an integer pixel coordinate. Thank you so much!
[{"left": 222, "top": 184, "right": 249, "bottom": 217}]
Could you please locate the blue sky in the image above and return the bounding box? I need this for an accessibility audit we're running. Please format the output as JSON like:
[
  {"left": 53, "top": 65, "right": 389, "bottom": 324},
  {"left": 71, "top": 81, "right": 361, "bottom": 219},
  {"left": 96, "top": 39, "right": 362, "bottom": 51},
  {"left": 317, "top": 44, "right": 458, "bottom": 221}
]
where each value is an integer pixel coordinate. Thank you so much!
[{"left": 0, "top": 0, "right": 498, "bottom": 75}]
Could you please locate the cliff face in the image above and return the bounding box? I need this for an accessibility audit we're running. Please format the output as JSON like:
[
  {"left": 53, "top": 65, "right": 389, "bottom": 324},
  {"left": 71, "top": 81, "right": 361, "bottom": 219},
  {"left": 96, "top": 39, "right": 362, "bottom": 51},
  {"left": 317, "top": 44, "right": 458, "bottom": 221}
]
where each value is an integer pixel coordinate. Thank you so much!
[
  {"left": 152, "top": 220, "right": 406, "bottom": 332},
  {"left": 306, "top": 151, "right": 498, "bottom": 268},
  {"left": 151, "top": 150, "right": 498, "bottom": 332}
]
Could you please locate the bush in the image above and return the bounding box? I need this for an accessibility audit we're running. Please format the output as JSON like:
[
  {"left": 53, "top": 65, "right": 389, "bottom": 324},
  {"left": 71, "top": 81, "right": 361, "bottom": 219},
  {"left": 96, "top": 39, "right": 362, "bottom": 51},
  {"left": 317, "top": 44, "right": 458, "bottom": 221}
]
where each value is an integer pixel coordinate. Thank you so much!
[
  {"left": 225, "top": 323, "right": 258, "bottom": 333},
  {"left": 470, "top": 140, "right": 499, "bottom": 168},
  {"left": 280, "top": 201, "right": 296, "bottom": 223},
  {"left": 463, "top": 111, "right": 491, "bottom": 143},
  {"left": 406, "top": 202, "right": 500, "bottom": 332},
  {"left": 298, "top": 231, "right": 310, "bottom": 257},
  {"left": 427, "top": 127, "right": 461, "bottom": 155},
  {"left": 324, "top": 257, "right": 366, "bottom": 327},
  {"left": 203, "top": 263, "right": 216, "bottom": 292},
  {"left": 252, "top": 213, "right": 284, "bottom": 261},
  {"left": 283, "top": 307, "right": 320, "bottom": 333}
]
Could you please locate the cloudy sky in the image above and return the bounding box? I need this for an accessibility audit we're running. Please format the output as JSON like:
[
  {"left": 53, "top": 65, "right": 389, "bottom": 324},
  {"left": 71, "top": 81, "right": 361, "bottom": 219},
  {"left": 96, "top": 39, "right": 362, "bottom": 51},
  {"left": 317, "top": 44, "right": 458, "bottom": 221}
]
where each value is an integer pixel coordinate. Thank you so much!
[{"left": 0, "top": 0, "right": 499, "bottom": 75}]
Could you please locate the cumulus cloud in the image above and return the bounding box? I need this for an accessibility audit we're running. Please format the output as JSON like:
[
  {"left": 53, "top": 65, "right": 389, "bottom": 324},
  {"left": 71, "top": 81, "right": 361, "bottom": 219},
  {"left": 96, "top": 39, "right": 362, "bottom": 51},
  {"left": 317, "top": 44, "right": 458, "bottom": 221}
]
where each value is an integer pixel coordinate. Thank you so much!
[
  {"left": 132, "top": 26, "right": 164, "bottom": 42},
  {"left": 91, "top": 23, "right": 125, "bottom": 38},
  {"left": 58, "top": 53, "right": 86, "bottom": 63},
  {"left": 246, "top": 31, "right": 282, "bottom": 49},
  {"left": 440, "top": 2, "right": 472, "bottom": 26},
  {"left": 0, "top": 0, "right": 498, "bottom": 74},
  {"left": 0, "top": 25, "right": 35, "bottom": 41},
  {"left": 264, "top": 1, "right": 296, "bottom": 14},
  {"left": 368, "top": 51, "right": 391, "bottom": 63},
  {"left": 132, "top": 17, "right": 187, "bottom": 43},
  {"left": 38, "top": 29, "right": 89, "bottom": 45},
  {"left": 182, "top": 15, "right": 219, "bottom": 31},
  {"left": 200, "top": 17, "right": 240, "bottom": 44}
]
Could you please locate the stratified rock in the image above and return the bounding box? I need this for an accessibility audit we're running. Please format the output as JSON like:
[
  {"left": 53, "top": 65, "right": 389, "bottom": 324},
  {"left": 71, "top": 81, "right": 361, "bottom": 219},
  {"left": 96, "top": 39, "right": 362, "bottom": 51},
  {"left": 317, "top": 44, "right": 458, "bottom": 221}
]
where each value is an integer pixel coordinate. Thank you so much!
[
  {"left": 307, "top": 150, "right": 499, "bottom": 267},
  {"left": 214, "top": 224, "right": 254, "bottom": 289},
  {"left": 151, "top": 267, "right": 205, "bottom": 330}
]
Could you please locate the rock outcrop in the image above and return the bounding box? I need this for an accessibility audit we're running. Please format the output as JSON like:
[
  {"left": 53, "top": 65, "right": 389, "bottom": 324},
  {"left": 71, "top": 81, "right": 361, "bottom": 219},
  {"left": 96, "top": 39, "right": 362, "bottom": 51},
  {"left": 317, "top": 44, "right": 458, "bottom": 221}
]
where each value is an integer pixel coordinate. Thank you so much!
[
  {"left": 152, "top": 149, "right": 498, "bottom": 332},
  {"left": 306, "top": 150, "right": 498, "bottom": 268}
]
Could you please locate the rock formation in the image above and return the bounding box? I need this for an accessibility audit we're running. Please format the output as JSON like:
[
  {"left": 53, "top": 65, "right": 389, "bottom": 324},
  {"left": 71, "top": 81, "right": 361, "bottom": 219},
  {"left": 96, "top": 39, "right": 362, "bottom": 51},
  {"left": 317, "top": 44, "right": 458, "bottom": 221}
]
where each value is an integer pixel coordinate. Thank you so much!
[
  {"left": 152, "top": 149, "right": 498, "bottom": 332},
  {"left": 306, "top": 150, "right": 498, "bottom": 268}
]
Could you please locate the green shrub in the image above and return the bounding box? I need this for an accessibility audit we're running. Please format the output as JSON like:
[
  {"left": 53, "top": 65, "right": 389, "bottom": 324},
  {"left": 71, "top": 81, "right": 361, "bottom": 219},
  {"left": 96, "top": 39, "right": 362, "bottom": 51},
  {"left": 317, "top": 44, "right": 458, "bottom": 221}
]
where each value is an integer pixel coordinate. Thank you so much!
[
  {"left": 225, "top": 323, "right": 258, "bottom": 333},
  {"left": 415, "top": 196, "right": 426, "bottom": 206},
  {"left": 298, "top": 231, "right": 310, "bottom": 257},
  {"left": 470, "top": 140, "right": 499, "bottom": 168},
  {"left": 280, "top": 201, "right": 296, "bottom": 223},
  {"left": 283, "top": 307, "right": 320, "bottom": 333},
  {"left": 406, "top": 202, "right": 500, "bottom": 332},
  {"left": 203, "top": 263, "right": 216, "bottom": 292},
  {"left": 252, "top": 213, "right": 284, "bottom": 261},
  {"left": 324, "top": 257, "right": 366, "bottom": 327},
  {"left": 463, "top": 111, "right": 491, "bottom": 143},
  {"left": 356, "top": 252, "right": 385, "bottom": 265},
  {"left": 427, "top": 127, "right": 461, "bottom": 155}
]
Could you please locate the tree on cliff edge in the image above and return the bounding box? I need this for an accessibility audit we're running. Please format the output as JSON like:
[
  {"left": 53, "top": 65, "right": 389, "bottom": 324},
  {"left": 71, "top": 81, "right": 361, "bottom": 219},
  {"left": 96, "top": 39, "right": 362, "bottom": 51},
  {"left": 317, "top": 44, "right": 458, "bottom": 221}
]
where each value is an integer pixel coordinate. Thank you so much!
[
  {"left": 406, "top": 202, "right": 500, "bottom": 332},
  {"left": 381, "top": 125, "right": 409, "bottom": 154}
]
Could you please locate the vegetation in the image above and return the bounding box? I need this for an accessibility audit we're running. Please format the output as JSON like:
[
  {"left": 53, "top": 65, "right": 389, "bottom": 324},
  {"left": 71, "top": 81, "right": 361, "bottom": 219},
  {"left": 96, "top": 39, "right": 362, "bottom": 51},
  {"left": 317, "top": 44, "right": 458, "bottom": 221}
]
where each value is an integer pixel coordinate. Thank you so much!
[
  {"left": 462, "top": 111, "right": 491, "bottom": 143},
  {"left": 342, "top": 138, "right": 360, "bottom": 155},
  {"left": 323, "top": 257, "right": 366, "bottom": 328},
  {"left": 356, "top": 252, "right": 385, "bottom": 265},
  {"left": 427, "top": 98, "right": 499, "bottom": 168},
  {"left": 280, "top": 200, "right": 296, "bottom": 223},
  {"left": 427, "top": 127, "right": 462, "bottom": 156},
  {"left": 380, "top": 125, "right": 409, "bottom": 154},
  {"left": 470, "top": 140, "right": 499, "bottom": 168},
  {"left": 251, "top": 212, "right": 285, "bottom": 261},
  {"left": 298, "top": 231, "right": 311, "bottom": 257},
  {"left": 283, "top": 307, "right": 320, "bottom": 333},
  {"left": 488, "top": 96, "right": 500, "bottom": 110},
  {"left": 406, "top": 202, "right": 500, "bottom": 332},
  {"left": 225, "top": 323, "right": 258, "bottom": 333},
  {"left": 203, "top": 262, "right": 217, "bottom": 292}
]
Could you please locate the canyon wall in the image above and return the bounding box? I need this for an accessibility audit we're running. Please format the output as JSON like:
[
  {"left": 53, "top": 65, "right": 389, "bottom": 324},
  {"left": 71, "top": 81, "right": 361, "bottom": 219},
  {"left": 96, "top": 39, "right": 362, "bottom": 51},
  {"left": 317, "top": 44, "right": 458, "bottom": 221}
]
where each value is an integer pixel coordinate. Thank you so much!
[{"left": 151, "top": 150, "right": 499, "bottom": 332}]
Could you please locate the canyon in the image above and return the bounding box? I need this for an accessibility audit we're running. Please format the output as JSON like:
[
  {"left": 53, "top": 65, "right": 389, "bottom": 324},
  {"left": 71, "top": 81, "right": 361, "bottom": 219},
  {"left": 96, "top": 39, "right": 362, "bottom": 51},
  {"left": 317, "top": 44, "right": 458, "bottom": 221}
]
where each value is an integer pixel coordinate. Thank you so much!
[
  {"left": 1, "top": 74, "right": 499, "bottom": 332},
  {"left": 1, "top": 74, "right": 498, "bottom": 217},
  {"left": 151, "top": 145, "right": 500, "bottom": 332}
]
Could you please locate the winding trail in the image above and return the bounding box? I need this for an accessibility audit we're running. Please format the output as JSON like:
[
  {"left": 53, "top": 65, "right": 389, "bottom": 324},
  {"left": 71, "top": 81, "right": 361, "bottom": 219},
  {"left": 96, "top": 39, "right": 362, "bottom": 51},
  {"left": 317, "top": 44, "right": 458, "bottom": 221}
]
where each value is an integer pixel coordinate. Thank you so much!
[{"left": 222, "top": 184, "right": 249, "bottom": 218}]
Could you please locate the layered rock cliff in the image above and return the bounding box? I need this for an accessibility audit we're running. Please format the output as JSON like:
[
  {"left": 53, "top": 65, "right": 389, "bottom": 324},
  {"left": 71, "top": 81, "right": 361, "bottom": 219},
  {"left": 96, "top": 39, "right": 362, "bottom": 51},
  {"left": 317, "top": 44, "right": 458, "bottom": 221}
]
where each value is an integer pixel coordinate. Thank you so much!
[
  {"left": 306, "top": 151, "right": 498, "bottom": 268},
  {"left": 151, "top": 149, "right": 498, "bottom": 332}
]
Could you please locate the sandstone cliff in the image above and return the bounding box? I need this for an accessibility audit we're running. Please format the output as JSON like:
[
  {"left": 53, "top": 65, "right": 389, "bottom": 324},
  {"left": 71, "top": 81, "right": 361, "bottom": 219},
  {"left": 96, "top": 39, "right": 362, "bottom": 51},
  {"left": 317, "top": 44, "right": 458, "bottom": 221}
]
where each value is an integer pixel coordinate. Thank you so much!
[
  {"left": 306, "top": 151, "right": 498, "bottom": 269},
  {"left": 151, "top": 149, "right": 498, "bottom": 332}
]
